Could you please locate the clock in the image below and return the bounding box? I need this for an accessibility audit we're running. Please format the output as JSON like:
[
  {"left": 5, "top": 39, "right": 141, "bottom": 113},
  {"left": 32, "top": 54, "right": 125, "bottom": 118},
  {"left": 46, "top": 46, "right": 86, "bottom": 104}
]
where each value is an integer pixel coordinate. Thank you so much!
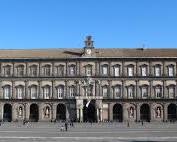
[{"left": 86, "top": 49, "right": 92, "bottom": 55}]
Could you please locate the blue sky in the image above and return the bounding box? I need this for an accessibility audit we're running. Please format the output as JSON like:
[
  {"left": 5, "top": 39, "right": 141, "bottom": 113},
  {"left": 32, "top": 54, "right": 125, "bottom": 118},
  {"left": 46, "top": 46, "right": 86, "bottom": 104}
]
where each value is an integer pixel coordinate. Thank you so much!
[{"left": 0, "top": 0, "right": 177, "bottom": 49}]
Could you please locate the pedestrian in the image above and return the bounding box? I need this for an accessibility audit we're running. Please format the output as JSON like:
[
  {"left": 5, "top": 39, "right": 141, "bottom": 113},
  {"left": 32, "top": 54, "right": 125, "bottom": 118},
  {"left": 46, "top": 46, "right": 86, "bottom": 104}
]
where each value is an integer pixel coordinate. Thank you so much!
[
  {"left": 141, "top": 120, "right": 144, "bottom": 126},
  {"left": 65, "top": 121, "right": 68, "bottom": 131},
  {"left": 127, "top": 121, "right": 130, "bottom": 127}
]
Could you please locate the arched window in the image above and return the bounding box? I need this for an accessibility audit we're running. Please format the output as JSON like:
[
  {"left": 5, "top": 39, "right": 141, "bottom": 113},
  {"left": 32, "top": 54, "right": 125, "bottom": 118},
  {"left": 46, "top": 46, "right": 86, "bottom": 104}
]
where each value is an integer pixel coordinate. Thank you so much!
[
  {"left": 16, "top": 85, "right": 24, "bottom": 99},
  {"left": 3, "top": 85, "right": 11, "bottom": 99}
]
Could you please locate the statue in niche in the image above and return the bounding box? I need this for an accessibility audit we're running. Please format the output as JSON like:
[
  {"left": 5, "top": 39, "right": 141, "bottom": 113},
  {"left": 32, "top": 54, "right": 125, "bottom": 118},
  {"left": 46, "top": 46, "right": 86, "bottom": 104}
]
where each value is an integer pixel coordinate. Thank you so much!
[
  {"left": 18, "top": 107, "right": 23, "bottom": 117},
  {"left": 156, "top": 107, "right": 161, "bottom": 118},
  {"left": 44, "top": 107, "right": 50, "bottom": 118},
  {"left": 129, "top": 107, "right": 134, "bottom": 118}
]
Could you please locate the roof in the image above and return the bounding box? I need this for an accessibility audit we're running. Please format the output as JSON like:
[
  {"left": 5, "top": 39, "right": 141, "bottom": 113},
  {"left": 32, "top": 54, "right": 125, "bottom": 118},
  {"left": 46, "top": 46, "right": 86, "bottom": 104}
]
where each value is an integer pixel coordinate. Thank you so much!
[{"left": 0, "top": 48, "right": 177, "bottom": 59}]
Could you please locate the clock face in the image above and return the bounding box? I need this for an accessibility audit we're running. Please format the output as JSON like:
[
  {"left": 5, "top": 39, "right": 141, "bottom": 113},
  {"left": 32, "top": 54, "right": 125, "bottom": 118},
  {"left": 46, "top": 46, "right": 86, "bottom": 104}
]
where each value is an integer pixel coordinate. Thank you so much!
[{"left": 86, "top": 49, "right": 91, "bottom": 55}]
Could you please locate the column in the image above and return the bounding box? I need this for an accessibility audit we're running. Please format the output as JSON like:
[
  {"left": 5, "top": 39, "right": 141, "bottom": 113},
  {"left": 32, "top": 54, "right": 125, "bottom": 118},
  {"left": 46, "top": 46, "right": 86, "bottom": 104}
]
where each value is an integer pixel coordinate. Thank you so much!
[
  {"left": 163, "top": 103, "right": 168, "bottom": 121},
  {"left": 135, "top": 80, "right": 138, "bottom": 99},
  {"left": 149, "top": 80, "right": 152, "bottom": 99},
  {"left": 80, "top": 108, "right": 83, "bottom": 122},
  {"left": 12, "top": 80, "right": 15, "bottom": 99},
  {"left": 12, "top": 103, "right": 16, "bottom": 121},
  {"left": 38, "top": 80, "right": 42, "bottom": 99},
  {"left": 100, "top": 108, "right": 103, "bottom": 122},
  {"left": 123, "top": 104, "right": 127, "bottom": 121},
  {"left": 76, "top": 108, "right": 80, "bottom": 122},
  {"left": 136, "top": 104, "right": 140, "bottom": 121},
  {"left": 24, "top": 80, "right": 28, "bottom": 99},
  {"left": 52, "top": 103, "right": 57, "bottom": 121},
  {"left": 65, "top": 80, "right": 68, "bottom": 98},
  {"left": 97, "top": 108, "right": 99, "bottom": 122},
  {"left": 150, "top": 103, "right": 154, "bottom": 121},
  {"left": 108, "top": 103, "right": 112, "bottom": 121}
]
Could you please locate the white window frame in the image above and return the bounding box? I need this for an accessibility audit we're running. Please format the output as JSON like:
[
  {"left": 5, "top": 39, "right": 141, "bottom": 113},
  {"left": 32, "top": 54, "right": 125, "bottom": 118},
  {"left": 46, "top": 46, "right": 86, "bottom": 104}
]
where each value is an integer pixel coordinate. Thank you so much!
[
  {"left": 102, "top": 86, "right": 108, "bottom": 97},
  {"left": 114, "top": 86, "right": 121, "bottom": 98},
  {"left": 168, "top": 65, "right": 174, "bottom": 77},
  {"left": 30, "top": 65, "right": 37, "bottom": 76},
  {"left": 155, "top": 86, "right": 162, "bottom": 98},
  {"left": 128, "top": 66, "right": 134, "bottom": 77},
  {"left": 4, "top": 65, "right": 11, "bottom": 76},
  {"left": 102, "top": 65, "right": 108, "bottom": 75},
  {"left": 4, "top": 86, "right": 11, "bottom": 99},
  {"left": 16, "top": 86, "right": 24, "bottom": 99},
  {"left": 114, "top": 65, "right": 120, "bottom": 77},
  {"left": 30, "top": 85, "right": 37, "bottom": 99},
  {"left": 155, "top": 65, "right": 161, "bottom": 77},
  {"left": 168, "top": 86, "right": 175, "bottom": 98},
  {"left": 141, "top": 86, "right": 148, "bottom": 98},
  {"left": 69, "top": 65, "right": 76, "bottom": 76},
  {"left": 56, "top": 65, "right": 64, "bottom": 76},
  {"left": 57, "top": 85, "right": 64, "bottom": 98},
  {"left": 69, "top": 86, "right": 75, "bottom": 97},
  {"left": 43, "top": 65, "right": 51, "bottom": 76},
  {"left": 128, "top": 86, "right": 134, "bottom": 98},
  {"left": 141, "top": 65, "right": 147, "bottom": 76},
  {"left": 43, "top": 86, "right": 50, "bottom": 99}
]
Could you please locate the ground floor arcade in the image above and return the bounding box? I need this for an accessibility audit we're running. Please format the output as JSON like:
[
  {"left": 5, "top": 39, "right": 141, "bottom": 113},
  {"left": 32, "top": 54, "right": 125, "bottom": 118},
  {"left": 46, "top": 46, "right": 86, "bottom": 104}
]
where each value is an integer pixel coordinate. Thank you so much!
[{"left": 0, "top": 100, "right": 176, "bottom": 122}]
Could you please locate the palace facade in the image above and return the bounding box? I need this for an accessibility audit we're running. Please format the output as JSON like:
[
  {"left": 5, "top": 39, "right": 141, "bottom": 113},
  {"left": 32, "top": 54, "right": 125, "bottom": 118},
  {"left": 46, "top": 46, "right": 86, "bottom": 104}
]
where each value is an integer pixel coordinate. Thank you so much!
[{"left": 0, "top": 36, "right": 177, "bottom": 122}]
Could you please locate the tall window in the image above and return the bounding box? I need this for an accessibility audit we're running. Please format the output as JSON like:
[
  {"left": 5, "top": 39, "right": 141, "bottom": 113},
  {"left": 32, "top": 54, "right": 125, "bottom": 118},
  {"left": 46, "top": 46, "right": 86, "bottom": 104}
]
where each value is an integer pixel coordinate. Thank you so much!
[
  {"left": 43, "top": 65, "right": 51, "bottom": 76},
  {"left": 102, "top": 86, "right": 108, "bottom": 97},
  {"left": 113, "top": 65, "right": 120, "bottom": 77},
  {"left": 141, "top": 86, "right": 148, "bottom": 98},
  {"left": 3, "top": 85, "right": 11, "bottom": 99},
  {"left": 127, "top": 65, "right": 134, "bottom": 77},
  {"left": 57, "top": 85, "right": 64, "bottom": 98},
  {"left": 113, "top": 85, "right": 121, "bottom": 98},
  {"left": 141, "top": 65, "right": 147, "bottom": 76},
  {"left": 155, "top": 85, "right": 162, "bottom": 98},
  {"left": 84, "top": 85, "right": 93, "bottom": 96},
  {"left": 155, "top": 65, "right": 161, "bottom": 77},
  {"left": 168, "top": 85, "right": 175, "bottom": 98},
  {"left": 30, "top": 85, "right": 37, "bottom": 99},
  {"left": 168, "top": 65, "right": 174, "bottom": 77},
  {"left": 127, "top": 85, "right": 134, "bottom": 98},
  {"left": 29, "top": 65, "right": 37, "bottom": 76},
  {"left": 4, "top": 65, "right": 11, "bottom": 76},
  {"left": 43, "top": 85, "right": 50, "bottom": 99},
  {"left": 16, "top": 65, "right": 25, "bottom": 76},
  {"left": 85, "top": 65, "right": 92, "bottom": 76},
  {"left": 69, "top": 65, "right": 76, "bottom": 76},
  {"left": 16, "top": 86, "right": 24, "bottom": 99},
  {"left": 56, "top": 65, "right": 64, "bottom": 76},
  {"left": 69, "top": 86, "right": 75, "bottom": 97},
  {"left": 102, "top": 65, "right": 108, "bottom": 75}
]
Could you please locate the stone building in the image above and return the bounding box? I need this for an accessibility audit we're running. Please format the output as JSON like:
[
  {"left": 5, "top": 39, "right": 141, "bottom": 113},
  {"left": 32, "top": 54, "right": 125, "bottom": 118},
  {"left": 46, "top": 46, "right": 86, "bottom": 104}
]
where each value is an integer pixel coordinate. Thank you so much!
[{"left": 0, "top": 36, "right": 177, "bottom": 122}]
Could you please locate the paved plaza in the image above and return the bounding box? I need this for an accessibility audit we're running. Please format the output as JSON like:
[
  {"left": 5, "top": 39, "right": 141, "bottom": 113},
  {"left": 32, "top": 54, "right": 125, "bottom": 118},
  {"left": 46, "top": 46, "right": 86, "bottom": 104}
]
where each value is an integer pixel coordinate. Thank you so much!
[{"left": 0, "top": 122, "right": 176, "bottom": 142}]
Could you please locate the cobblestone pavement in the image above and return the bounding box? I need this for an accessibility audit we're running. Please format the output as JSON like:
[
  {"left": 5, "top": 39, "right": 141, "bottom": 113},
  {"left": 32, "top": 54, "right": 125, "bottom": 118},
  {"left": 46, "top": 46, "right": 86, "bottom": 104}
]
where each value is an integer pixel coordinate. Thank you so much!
[{"left": 0, "top": 122, "right": 176, "bottom": 142}]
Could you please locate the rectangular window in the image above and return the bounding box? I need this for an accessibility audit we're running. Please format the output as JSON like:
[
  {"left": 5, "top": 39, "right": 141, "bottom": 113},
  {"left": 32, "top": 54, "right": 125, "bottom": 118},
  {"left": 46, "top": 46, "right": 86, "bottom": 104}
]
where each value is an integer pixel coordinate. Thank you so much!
[
  {"left": 57, "top": 87, "right": 64, "bottom": 98},
  {"left": 128, "top": 86, "right": 134, "bottom": 98},
  {"left": 56, "top": 66, "right": 64, "bottom": 76},
  {"left": 4, "top": 87, "right": 10, "bottom": 99},
  {"left": 69, "top": 66, "right": 75, "bottom": 76},
  {"left": 43, "top": 66, "right": 50, "bottom": 76},
  {"left": 114, "top": 87, "right": 121, "bottom": 98},
  {"left": 17, "top": 87, "right": 23, "bottom": 99},
  {"left": 114, "top": 66, "right": 120, "bottom": 76},
  {"left": 102, "top": 87, "right": 108, "bottom": 97},
  {"left": 128, "top": 66, "right": 134, "bottom": 76},
  {"left": 141, "top": 66, "right": 147, "bottom": 76},
  {"left": 155, "top": 87, "right": 162, "bottom": 98},
  {"left": 69, "top": 86, "right": 75, "bottom": 97},
  {"left": 155, "top": 66, "right": 161, "bottom": 76},
  {"left": 4, "top": 66, "right": 11, "bottom": 76},
  {"left": 141, "top": 87, "right": 148, "bottom": 98},
  {"left": 102, "top": 65, "right": 108, "bottom": 75},
  {"left": 168, "top": 66, "right": 174, "bottom": 77},
  {"left": 30, "top": 66, "right": 37, "bottom": 76},
  {"left": 86, "top": 66, "right": 92, "bottom": 76},
  {"left": 17, "top": 66, "right": 24, "bottom": 76},
  {"left": 44, "top": 87, "right": 50, "bottom": 99},
  {"left": 31, "top": 87, "right": 37, "bottom": 99},
  {"left": 169, "top": 87, "right": 175, "bottom": 98}
]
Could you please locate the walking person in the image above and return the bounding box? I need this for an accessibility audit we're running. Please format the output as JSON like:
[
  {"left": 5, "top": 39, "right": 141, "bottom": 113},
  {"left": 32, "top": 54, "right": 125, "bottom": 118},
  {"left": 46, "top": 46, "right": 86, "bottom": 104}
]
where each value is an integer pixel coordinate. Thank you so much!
[{"left": 65, "top": 121, "right": 68, "bottom": 131}]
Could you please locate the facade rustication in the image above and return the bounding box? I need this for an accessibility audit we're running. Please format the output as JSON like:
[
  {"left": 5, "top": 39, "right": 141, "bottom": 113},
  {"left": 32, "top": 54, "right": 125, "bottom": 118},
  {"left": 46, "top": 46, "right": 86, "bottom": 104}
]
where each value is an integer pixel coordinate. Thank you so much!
[{"left": 1, "top": 36, "right": 177, "bottom": 122}]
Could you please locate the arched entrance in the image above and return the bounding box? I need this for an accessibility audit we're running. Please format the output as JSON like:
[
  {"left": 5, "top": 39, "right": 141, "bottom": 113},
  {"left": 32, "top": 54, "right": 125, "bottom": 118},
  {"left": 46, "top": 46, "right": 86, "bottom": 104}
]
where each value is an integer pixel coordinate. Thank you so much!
[
  {"left": 168, "top": 104, "right": 177, "bottom": 121},
  {"left": 83, "top": 100, "right": 97, "bottom": 122},
  {"left": 29, "top": 104, "right": 39, "bottom": 122},
  {"left": 140, "top": 104, "right": 150, "bottom": 122},
  {"left": 56, "top": 104, "right": 66, "bottom": 121},
  {"left": 113, "top": 104, "right": 123, "bottom": 122},
  {"left": 3, "top": 104, "right": 12, "bottom": 122}
]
